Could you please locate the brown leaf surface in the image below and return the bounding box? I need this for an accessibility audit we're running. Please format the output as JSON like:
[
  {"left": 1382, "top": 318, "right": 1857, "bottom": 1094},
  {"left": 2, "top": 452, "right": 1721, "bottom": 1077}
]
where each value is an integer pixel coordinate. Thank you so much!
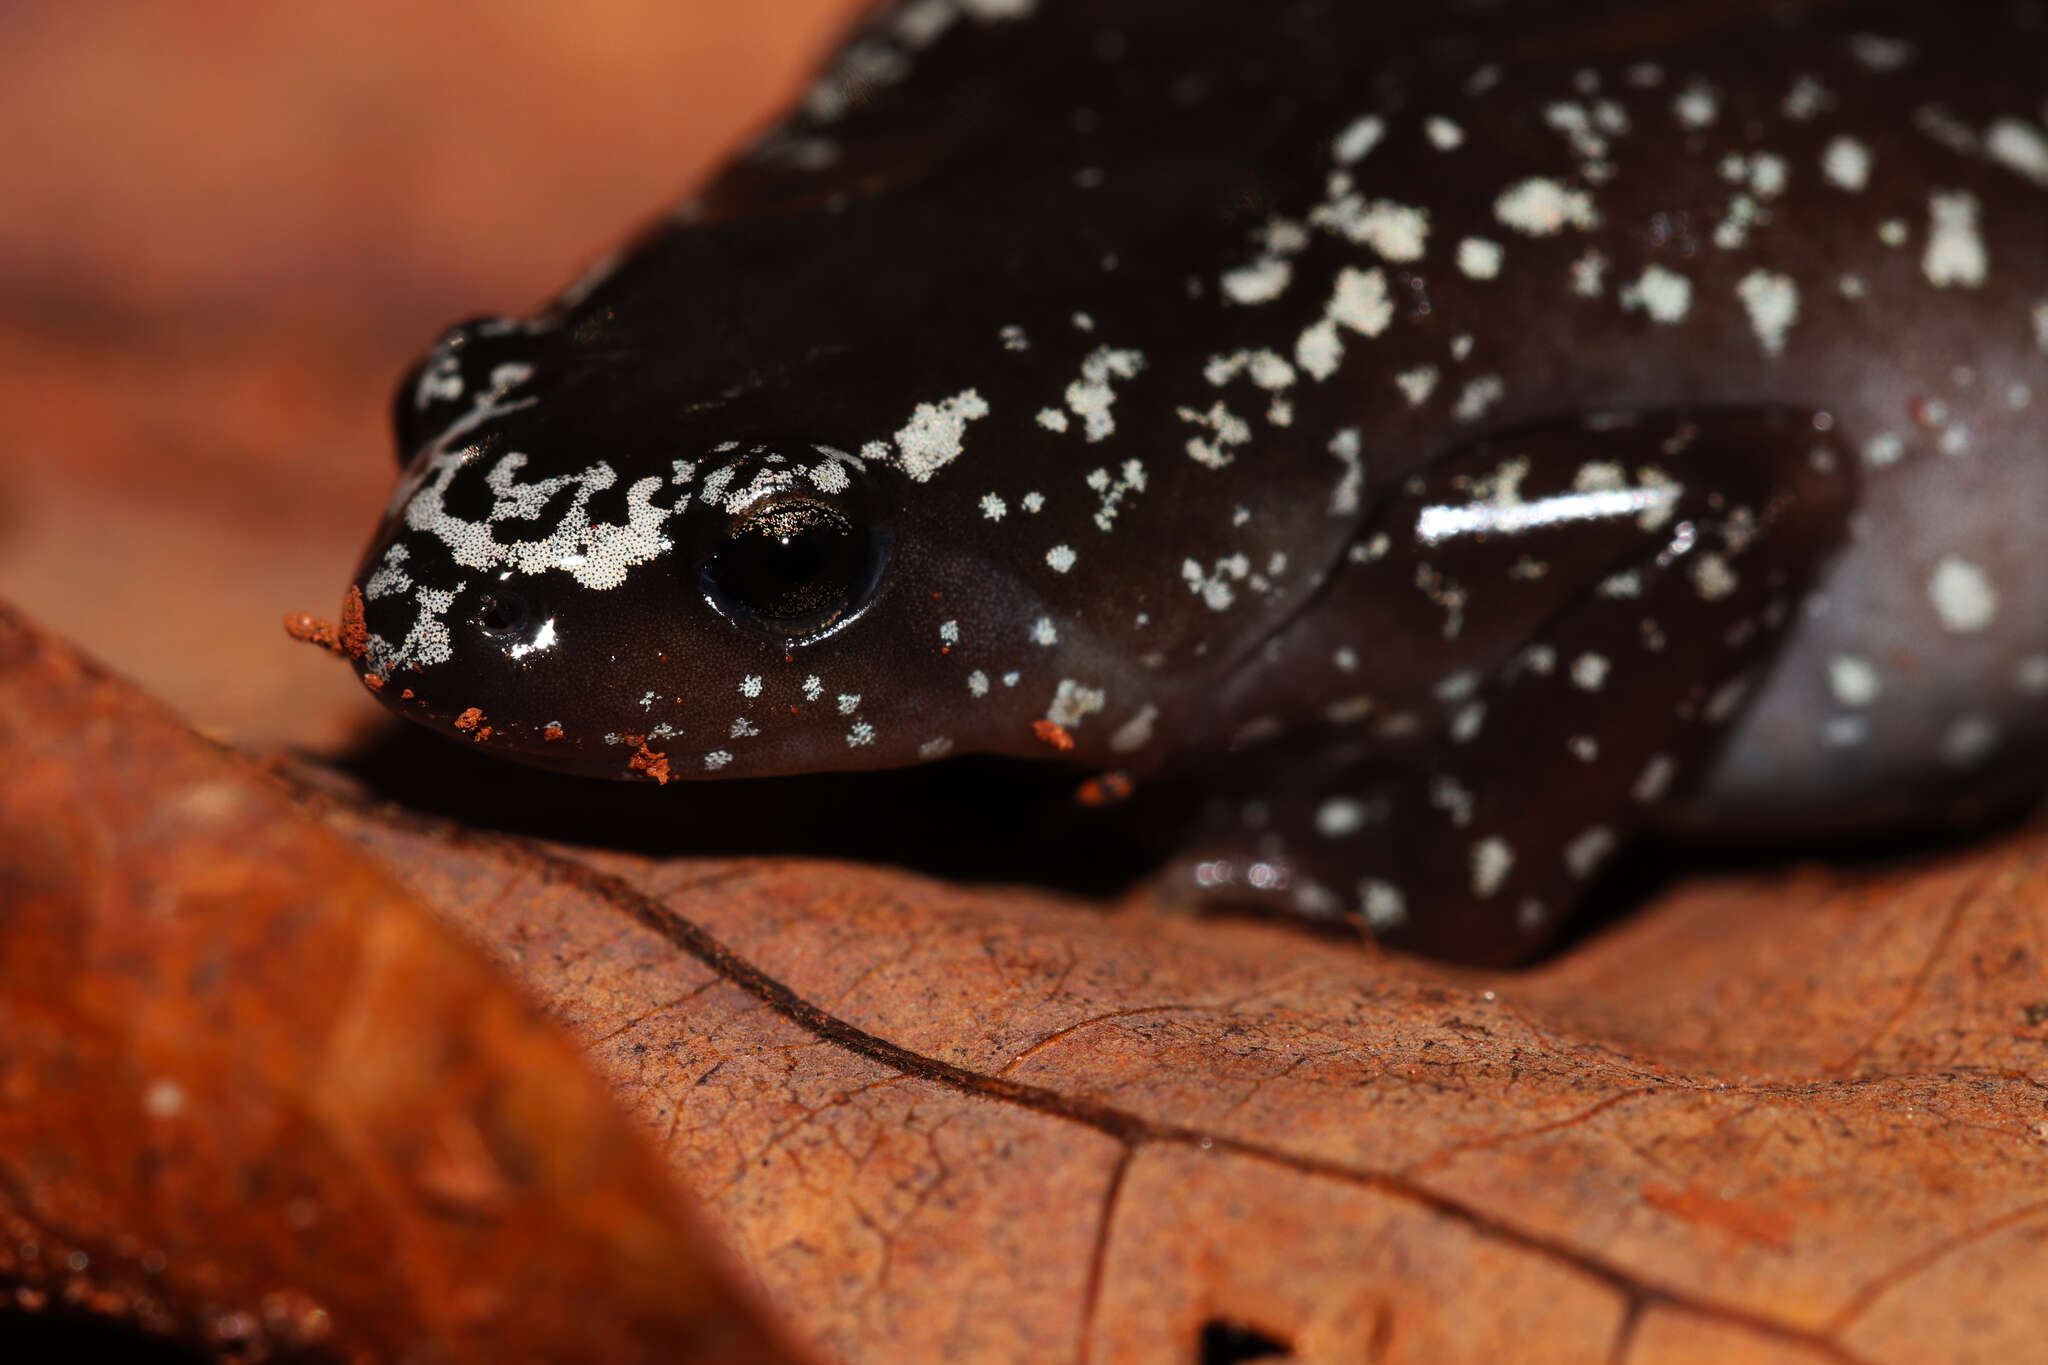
[
  {"left": 0, "top": 605, "right": 804, "bottom": 1362},
  {"left": 8, "top": 3, "right": 2048, "bottom": 1363},
  {"left": 296, "top": 763, "right": 2048, "bottom": 1364}
]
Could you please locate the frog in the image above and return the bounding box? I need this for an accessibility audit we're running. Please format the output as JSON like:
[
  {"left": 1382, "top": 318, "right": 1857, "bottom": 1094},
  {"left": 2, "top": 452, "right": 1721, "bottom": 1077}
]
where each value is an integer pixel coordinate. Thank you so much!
[{"left": 317, "top": 0, "right": 2048, "bottom": 965}]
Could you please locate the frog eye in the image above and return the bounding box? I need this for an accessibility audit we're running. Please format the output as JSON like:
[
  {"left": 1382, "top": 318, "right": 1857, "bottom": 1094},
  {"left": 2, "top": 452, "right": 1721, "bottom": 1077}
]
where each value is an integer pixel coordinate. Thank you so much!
[
  {"left": 698, "top": 494, "right": 889, "bottom": 645},
  {"left": 391, "top": 315, "right": 533, "bottom": 464}
]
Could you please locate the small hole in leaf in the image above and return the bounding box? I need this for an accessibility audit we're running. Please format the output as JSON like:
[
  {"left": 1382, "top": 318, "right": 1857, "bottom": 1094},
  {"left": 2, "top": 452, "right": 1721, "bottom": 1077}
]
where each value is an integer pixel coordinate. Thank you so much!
[{"left": 1198, "top": 1317, "right": 1294, "bottom": 1364}]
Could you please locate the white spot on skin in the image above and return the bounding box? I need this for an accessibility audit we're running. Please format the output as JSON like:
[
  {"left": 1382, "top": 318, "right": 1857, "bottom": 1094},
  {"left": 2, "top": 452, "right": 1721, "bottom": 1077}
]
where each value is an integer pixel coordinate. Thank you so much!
[
  {"left": 362, "top": 545, "right": 415, "bottom": 603},
  {"left": 396, "top": 448, "right": 674, "bottom": 608},
  {"left": 1598, "top": 569, "right": 1641, "bottom": 598},
  {"left": 730, "top": 717, "right": 758, "bottom": 739},
  {"left": 1849, "top": 33, "right": 1917, "bottom": 72},
  {"left": 1045, "top": 544, "right": 1077, "bottom": 573},
  {"left": 1451, "top": 701, "right": 1485, "bottom": 742},
  {"left": 1206, "top": 349, "right": 1297, "bottom": 395},
  {"left": 1548, "top": 102, "right": 1613, "bottom": 162},
  {"left": 1109, "top": 704, "right": 1158, "bottom": 753},
  {"left": 939, "top": 619, "right": 960, "bottom": 645},
  {"left": 868, "top": 389, "right": 990, "bottom": 481},
  {"left": 1036, "top": 407, "right": 1071, "bottom": 433},
  {"left": 1086, "top": 459, "right": 1148, "bottom": 530},
  {"left": 1712, "top": 193, "right": 1759, "bottom": 251},
  {"left": 1823, "top": 714, "right": 1869, "bottom": 748},
  {"left": 968, "top": 670, "right": 990, "bottom": 697},
  {"left": 1823, "top": 136, "right": 1873, "bottom": 192},
  {"left": 1986, "top": 119, "right": 2048, "bottom": 187},
  {"left": 1746, "top": 153, "right": 1789, "bottom": 199},
  {"left": 1313, "top": 196, "right": 1430, "bottom": 263},
  {"left": 1457, "top": 237, "right": 1504, "bottom": 279},
  {"left": 1426, "top": 116, "right": 1465, "bottom": 150},
  {"left": 1064, "top": 346, "right": 1146, "bottom": 442},
  {"left": 1829, "top": 655, "right": 1881, "bottom": 707},
  {"left": 1177, "top": 401, "right": 1253, "bottom": 469},
  {"left": 1046, "top": 679, "right": 1106, "bottom": 727},
  {"left": 1924, "top": 192, "right": 1987, "bottom": 289},
  {"left": 1735, "top": 270, "right": 1800, "bottom": 356},
  {"left": 1395, "top": 365, "right": 1439, "bottom": 407},
  {"left": 847, "top": 722, "right": 876, "bottom": 747},
  {"left": 806, "top": 458, "right": 850, "bottom": 494},
  {"left": 1222, "top": 255, "right": 1293, "bottom": 304},
  {"left": 919, "top": 737, "right": 954, "bottom": 759},
  {"left": 1570, "top": 250, "right": 1609, "bottom": 298},
  {"left": 1570, "top": 652, "right": 1611, "bottom": 691},
  {"left": 1316, "top": 798, "right": 1369, "bottom": 838},
  {"left": 1634, "top": 753, "right": 1676, "bottom": 803},
  {"left": 1294, "top": 883, "right": 1341, "bottom": 919},
  {"left": 1878, "top": 219, "right": 1910, "bottom": 248},
  {"left": 980, "top": 493, "right": 1008, "bottom": 520},
  {"left": 1332, "top": 114, "right": 1386, "bottom": 164},
  {"left": 1928, "top": 556, "right": 1998, "bottom": 633},
  {"left": 704, "top": 750, "right": 733, "bottom": 771},
  {"left": 1620, "top": 265, "right": 1692, "bottom": 323},
  {"left": 1863, "top": 432, "right": 1905, "bottom": 467},
  {"left": 1031, "top": 616, "right": 1059, "bottom": 646},
  {"left": 1021, "top": 492, "right": 1045, "bottom": 513},
  {"left": 1182, "top": 554, "right": 1252, "bottom": 611},
  {"left": 740, "top": 675, "right": 763, "bottom": 698},
  {"left": 836, "top": 693, "right": 861, "bottom": 715},
  {"left": 1472, "top": 838, "right": 1514, "bottom": 898},
  {"left": 1782, "top": 74, "right": 1831, "bottom": 121},
  {"left": 1494, "top": 177, "right": 1599, "bottom": 236},
  {"left": 1672, "top": 83, "right": 1719, "bottom": 129},
  {"left": 1705, "top": 673, "right": 1752, "bottom": 724},
  {"left": 1436, "top": 671, "right": 1480, "bottom": 703},
  {"left": 1294, "top": 319, "right": 1343, "bottom": 381},
  {"left": 1453, "top": 374, "right": 1506, "bottom": 423},
  {"left": 1360, "top": 880, "right": 1407, "bottom": 931},
  {"left": 1691, "top": 553, "right": 1738, "bottom": 601},
  {"left": 1943, "top": 715, "right": 1998, "bottom": 768},
  {"left": 2015, "top": 655, "right": 2048, "bottom": 696},
  {"left": 2033, "top": 300, "right": 2048, "bottom": 354},
  {"left": 1564, "top": 826, "right": 1617, "bottom": 879},
  {"left": 1327, "top": 428, "right": 1364, "bottom": 516}
]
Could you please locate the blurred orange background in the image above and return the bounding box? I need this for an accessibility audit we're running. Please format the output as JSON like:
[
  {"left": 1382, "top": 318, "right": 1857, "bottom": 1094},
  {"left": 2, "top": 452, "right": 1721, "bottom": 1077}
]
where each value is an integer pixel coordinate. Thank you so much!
[{"left": 0, "top": 1, "right": 862, "bottom": 754}]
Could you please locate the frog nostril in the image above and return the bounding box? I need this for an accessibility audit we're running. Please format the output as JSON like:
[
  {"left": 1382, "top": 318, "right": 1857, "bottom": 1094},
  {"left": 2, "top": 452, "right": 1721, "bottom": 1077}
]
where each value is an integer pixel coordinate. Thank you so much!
[{"left": 476, "top": 588, "right": 535, "bottom": 641}]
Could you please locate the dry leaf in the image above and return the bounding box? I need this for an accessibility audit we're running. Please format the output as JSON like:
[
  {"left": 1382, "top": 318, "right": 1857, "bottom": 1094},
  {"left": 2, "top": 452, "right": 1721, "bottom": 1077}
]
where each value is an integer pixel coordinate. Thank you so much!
[{"left": 0, "top": 605, "right": 804, "bottom": 1363}]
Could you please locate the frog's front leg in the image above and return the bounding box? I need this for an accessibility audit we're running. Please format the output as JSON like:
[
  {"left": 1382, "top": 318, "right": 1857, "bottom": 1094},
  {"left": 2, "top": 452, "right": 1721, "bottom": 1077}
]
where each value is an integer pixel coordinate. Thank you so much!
[{"left": 1172, "top": 408, "right": 1855, "bottom": 966}]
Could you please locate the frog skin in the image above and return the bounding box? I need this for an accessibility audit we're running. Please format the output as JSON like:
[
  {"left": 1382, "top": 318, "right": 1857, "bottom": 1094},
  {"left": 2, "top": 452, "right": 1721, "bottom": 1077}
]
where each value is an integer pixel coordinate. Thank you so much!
[{"left": 334, "top": 0, "right": 2048, "bottom": 965}]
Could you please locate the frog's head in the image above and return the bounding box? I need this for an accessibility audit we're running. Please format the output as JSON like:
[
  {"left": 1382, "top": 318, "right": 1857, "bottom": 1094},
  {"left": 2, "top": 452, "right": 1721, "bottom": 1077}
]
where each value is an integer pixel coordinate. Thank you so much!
[
  {"left": 330, "top": 23, "right": 1297, "bottom": 787},
  {"left": 343, "top": 293, "right": 1164, "bottom": 784}
]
